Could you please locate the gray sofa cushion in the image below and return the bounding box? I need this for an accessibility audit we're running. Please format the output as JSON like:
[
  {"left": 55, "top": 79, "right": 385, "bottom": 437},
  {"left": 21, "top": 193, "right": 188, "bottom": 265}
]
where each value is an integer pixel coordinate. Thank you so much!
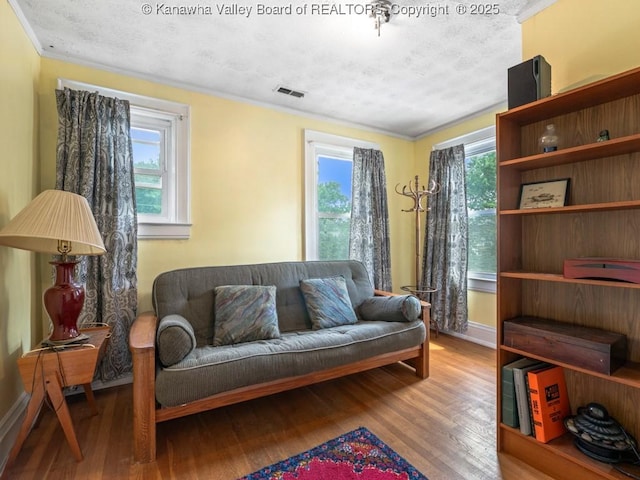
[
  {"left": 157, "top": 314, "right": 197, "bottom": 367},
  {"left": 152, "top": 261, "right": 374, "bottom": 345},
  {"left": 358, "top": 295, "right": 422, "bottom": 322},
  {"left": 155, "top": 319, "right": 426, "bottom": 407},
  {"left": 299, "top": 276, "right": 358, "bottom": 329},
  {"left": 213, "top": 285, "right": 280, "bottom": 346}
]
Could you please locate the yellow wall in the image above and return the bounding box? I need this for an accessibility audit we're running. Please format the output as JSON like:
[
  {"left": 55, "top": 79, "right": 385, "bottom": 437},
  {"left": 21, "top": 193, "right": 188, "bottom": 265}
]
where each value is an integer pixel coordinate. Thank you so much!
[
  {"left": 523, "top": 0, "right": 640, "bottom": 94},
  {"left": 0, "top": 1, "right": 41, "bottom": 420},
  {"left": 38, "top": 59, "right": 417, "bottom": 313}
]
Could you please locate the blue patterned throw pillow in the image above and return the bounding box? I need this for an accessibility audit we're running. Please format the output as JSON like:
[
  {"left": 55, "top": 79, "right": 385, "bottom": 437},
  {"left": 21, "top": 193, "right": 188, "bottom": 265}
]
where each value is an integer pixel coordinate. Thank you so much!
[
  {"left": 300, "top": 276, "right": 358, "bottom": 330},
  {"left": 213, "top": 285, "right": 280, "bottom": 346}
]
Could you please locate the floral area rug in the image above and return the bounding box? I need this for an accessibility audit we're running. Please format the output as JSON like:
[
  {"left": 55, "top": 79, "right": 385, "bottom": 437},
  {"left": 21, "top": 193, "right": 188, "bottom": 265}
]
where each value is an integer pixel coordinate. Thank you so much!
[{"left": 238, "top": 426, "right": 428, "bottom": 480}]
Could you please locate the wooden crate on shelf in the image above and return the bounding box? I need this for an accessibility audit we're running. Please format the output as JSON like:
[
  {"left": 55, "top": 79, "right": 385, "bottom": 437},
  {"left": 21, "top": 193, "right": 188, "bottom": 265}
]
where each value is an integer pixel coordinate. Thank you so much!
[{"left": 503, "top": 316, "right": 627, "bottom": 374}]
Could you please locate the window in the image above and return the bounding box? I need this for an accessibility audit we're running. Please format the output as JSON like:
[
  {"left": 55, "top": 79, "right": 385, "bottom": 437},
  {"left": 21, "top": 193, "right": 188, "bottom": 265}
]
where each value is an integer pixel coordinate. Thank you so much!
[
  {"left": 304, "top": 130, "right": 378, "bottom": 260},
  {"left": 58, "top": 79, "right": 191, "bottom": 239},
  {"left": 129, "top": 105, "right": 190, "bottom": 239},
  {"left": 131, "top": 126, "right": 163, "bottom": 215},
  {"left": 435, "top": 126, "right": 496, "bottom": 293},
  {"left": 317, "top": 154, "right": 352, "bottom": 260}
]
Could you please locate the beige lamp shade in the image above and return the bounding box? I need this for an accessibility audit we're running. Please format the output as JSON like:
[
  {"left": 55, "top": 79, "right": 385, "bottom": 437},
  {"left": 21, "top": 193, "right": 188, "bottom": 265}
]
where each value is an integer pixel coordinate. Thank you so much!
[{"left": 0, "top": 190, "right": 106, "bottom": 256}]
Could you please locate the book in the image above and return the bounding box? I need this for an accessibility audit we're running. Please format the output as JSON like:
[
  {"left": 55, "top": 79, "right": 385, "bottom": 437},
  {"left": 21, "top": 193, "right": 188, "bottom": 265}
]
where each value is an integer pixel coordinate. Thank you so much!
[
  {"left": 501, "top": 362, "right": 519, "bottom": 428},
  {"left": 513, "top": 359, "right": 549, "bottom": 435},
  {"left": 524, "top": 363, "right": 554, "bottom": 439},
  {"left": 501, "top": 357, "right": 539, "bottom": 428},
  {"left": 527, "top": 366, "right": 571, "bottom": 443}
]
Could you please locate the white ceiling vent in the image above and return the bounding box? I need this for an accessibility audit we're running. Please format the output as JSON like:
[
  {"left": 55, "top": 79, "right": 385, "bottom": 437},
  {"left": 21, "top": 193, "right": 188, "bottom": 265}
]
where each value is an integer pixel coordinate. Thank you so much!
[{"left": 275, "top": 86, "right": 305, "bottom": 98}]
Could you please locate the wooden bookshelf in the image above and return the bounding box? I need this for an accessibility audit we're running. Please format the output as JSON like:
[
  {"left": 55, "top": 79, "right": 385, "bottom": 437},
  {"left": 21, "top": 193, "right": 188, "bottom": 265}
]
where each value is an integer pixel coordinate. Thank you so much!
[{"left": 496, "top": 65, "right": 640, "bottom": 480}]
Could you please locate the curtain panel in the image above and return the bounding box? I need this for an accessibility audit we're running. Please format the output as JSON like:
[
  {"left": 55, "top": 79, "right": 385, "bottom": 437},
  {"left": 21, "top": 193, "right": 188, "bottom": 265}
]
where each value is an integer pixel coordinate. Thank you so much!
[
  {"left": 421, "top": 144, "right": 468, "bottom": 333},
  {"left": 55, "top": 87, "right": 138, "bottom": 381},
  {"left": 349, "top": 147, "right": 392, "bottom": 291}
]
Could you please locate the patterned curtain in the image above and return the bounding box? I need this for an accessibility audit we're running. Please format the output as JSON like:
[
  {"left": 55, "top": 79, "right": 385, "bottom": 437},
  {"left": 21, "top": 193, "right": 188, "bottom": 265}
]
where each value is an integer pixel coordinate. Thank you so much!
[
  {"left": 349, "top": 147, "right": 392, "bottom": 291},
  {"left": 421, "top": 145, "right": 468, "bottom": 333},
  {"left": 55, "top": 87, "right": 138, "bottom": 381}
]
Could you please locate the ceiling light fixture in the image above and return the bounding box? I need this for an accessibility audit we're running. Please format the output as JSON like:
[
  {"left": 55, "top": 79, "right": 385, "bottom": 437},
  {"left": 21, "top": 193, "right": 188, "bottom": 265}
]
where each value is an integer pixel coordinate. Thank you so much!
[{"left": 370, "top": 0, "right": 392, "bottom": 37}]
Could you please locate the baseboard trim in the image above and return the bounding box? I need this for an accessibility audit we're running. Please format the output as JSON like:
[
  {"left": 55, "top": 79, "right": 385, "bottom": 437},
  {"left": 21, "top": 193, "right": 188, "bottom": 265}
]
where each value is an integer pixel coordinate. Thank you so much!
[
  {"left": 0, "top": 392, "right": 29, "bottom": 476},
  {"left": 440, "top": 321, "right": 496, "bottom": 349}
]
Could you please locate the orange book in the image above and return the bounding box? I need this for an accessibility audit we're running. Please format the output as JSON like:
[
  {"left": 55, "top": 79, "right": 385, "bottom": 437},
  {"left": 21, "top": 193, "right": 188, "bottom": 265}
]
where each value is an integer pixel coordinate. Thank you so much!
[{"left": 527, "top": 366, "right": 571, "bottom": 443}]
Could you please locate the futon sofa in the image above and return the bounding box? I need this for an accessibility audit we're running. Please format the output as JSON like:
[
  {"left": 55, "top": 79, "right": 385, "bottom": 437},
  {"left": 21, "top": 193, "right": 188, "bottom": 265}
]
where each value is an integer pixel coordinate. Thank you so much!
[{"left": 129, "top": 260, "right": 429, "bottom": 463}]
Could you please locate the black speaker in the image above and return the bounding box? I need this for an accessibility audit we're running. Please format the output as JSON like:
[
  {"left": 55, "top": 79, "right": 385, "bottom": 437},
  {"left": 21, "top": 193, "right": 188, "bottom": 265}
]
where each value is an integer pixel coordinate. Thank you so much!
[{"left": 508, "top": 55, "right": 551, "bottom": 109}]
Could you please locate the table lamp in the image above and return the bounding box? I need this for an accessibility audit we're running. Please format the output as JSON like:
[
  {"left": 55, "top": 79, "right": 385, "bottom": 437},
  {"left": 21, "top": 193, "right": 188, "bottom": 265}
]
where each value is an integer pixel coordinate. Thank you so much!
[{"left": 0, "top": 190, "right": 106, "bottom": 344}]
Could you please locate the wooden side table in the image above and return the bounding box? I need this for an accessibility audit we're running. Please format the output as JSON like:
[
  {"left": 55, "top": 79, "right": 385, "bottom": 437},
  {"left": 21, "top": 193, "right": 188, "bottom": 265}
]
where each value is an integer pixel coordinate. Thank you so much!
[{"left": 6, "top": 326, "right": 111, "bottom": 466}]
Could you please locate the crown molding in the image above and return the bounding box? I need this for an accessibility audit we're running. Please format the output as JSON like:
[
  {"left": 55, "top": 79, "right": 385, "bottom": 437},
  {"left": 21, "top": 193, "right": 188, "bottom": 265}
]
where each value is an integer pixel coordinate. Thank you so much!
[
  {"left": 10, "top": 0, "right": 519, "bottom": 142},
  {"left": 11, "top": 0, "right": 525, "bottom": 142},
  {"left": 415, "top": 101, "right": 506, "bottom": 141},
  {"left": 48, "top": 46, "right": 503, "bottom": 142},
  {"left": 41, "top": 50, "right": 415, "bottom": 142}
]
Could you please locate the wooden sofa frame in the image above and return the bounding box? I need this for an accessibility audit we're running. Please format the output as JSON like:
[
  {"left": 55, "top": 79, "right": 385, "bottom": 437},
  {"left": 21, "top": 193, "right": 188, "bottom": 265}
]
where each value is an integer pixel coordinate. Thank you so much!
[{"left": 129, "top": 291, "right": 430, "bottom": 463}]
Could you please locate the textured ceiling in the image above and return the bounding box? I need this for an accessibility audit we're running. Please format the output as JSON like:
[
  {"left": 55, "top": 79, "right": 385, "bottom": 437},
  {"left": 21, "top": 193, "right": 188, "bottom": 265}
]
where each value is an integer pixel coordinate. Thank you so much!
[{"left": 12, "top": 0, "right": 552, "bottom": 138}]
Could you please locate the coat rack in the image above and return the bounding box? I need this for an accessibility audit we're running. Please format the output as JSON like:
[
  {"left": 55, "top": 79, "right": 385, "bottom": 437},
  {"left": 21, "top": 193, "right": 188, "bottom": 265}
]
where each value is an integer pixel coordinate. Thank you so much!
[{"left": 395, "top": 175, "right": 439, "bottom": 297}]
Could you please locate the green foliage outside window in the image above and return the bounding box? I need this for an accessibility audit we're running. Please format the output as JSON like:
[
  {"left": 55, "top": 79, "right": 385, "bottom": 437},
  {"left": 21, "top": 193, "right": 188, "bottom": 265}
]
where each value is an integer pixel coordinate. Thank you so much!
[
  {"left": 135, "top": 185, "right": 162, "bottom": 214},
  {"left": 468, "top": 213, "right": 496, "bottom": 273},
  {"left": 319, "top": 218, "right": 350, "bottom": 260},
  {"left": 466, "top": 152, "right": 497, "bottom": 211},
  {"left": 133, "top": 154, "right": 162, "bottom": 214},
  {"left": 318, "top": 181, "right": 350, "bottom": 260},
  {"left": 466, "top": 151, "right": 497, "bottom": 274}
]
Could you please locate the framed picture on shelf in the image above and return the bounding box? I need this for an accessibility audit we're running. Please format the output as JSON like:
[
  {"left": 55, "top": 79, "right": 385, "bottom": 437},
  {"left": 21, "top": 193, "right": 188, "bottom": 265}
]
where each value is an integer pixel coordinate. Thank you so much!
[{"left": 518, "top": 178, "right": 570, "bottom": 209}]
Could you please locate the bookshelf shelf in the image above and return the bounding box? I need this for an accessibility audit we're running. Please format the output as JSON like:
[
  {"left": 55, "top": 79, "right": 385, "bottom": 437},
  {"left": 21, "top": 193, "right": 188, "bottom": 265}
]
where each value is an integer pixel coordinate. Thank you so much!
[
  {"left": 500, "top": 345, "right": 640, "bottom": 388},
  {"left": 499, "top": 133, "right": 640, "bottom": 168},
  {"left": 497, "top": 65, "right": 640, "bottom": 479},
  {"left": 499, "top": 272, "right": 640, "bottom": 289},
  {"left": 500, "top": 199, "right": 640, "bottom": 216},
  {"left": 498, "top": 427, "right": 635, "bottom": 480}
]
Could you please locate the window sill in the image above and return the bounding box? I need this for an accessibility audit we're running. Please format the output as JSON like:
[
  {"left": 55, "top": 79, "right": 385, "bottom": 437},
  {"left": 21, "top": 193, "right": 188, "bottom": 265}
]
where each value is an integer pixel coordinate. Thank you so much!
[
  {"left": 138, "top": 223, "right": 191, "bottom": 239},
  {"left": 468, "top": 275, "right": 496, "bottom": 293}
]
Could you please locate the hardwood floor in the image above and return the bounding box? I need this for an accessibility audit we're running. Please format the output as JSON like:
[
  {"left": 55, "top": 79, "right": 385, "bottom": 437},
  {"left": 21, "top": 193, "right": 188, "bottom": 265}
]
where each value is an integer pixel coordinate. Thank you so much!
[{"left": 3, "top": 334, "right": 553, "bottom": 480}]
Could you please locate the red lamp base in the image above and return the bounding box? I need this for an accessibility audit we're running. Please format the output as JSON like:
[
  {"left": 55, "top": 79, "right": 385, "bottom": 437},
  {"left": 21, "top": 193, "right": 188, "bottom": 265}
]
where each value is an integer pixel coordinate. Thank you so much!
[{"left": 43, "top": 261, "right": 85, "bottom": 342}]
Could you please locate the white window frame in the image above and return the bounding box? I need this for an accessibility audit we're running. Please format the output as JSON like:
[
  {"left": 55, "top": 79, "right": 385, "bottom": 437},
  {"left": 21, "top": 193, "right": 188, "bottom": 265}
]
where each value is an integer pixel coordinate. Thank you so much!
[
  {"left": 304, "top": 130, "right": 378, "bottom": 260},
  {"left": 57, "top": 79, "right": 191, "bottom": 239},
  {"left": 435, "top": 126, "right": 496, "bottom": 293}
]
